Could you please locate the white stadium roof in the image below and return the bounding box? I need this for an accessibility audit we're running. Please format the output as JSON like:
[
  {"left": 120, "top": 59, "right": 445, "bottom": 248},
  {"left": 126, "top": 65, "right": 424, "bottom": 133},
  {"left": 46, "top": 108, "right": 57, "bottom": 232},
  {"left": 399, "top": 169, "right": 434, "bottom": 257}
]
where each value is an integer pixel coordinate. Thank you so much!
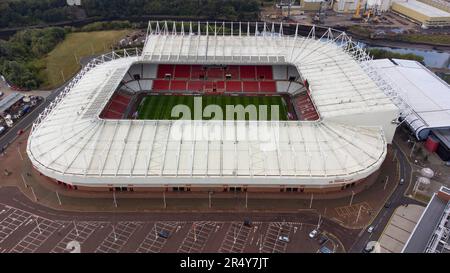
[
  {"left": 27, "top": 22, "right": 398, "bottom": 187},
  {"left": 370, "top": 58, "right": 450, "bottom": 140}
]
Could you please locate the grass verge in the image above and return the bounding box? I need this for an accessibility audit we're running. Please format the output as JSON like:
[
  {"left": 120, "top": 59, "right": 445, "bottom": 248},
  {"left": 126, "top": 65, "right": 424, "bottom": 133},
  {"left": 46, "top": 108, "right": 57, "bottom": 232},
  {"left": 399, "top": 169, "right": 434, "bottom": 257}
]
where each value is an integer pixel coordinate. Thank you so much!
[{"left": 41, "top": 30, "right": 132, "bottom": 89}]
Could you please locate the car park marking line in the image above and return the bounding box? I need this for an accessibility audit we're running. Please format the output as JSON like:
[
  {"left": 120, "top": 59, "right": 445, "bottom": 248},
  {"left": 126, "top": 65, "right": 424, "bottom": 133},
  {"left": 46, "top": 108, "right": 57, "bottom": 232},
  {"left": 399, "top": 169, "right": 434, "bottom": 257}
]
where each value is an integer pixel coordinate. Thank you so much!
[
  {"left": 0, "top": 209, "right": 33, "bottom": 244},
  {"left": 136, "top": 222, "right": 179, "bottom": 253},
  {"left": 51, "top": 222, "right": 101, "bottom": 253},
  {"left": 219, "top": 222, "right": 252, "bottom": 253},
  {"left": 0, "top": 202, "right": 57, "bottom": 222},
  {"left": 0, "top": 204, "right": 13, "bottom": 215},
  {"left": 335, "top": 202, "right": 372, "bottom": 218},
  {"left": 10, "top": 218, "right": 63, "bottom": 253},
  {"left": 95, "top": 222, "right": 142, "bottom": 253},
  {"left": 177, "top": 222, "right": 216, "bottom": 253},
  {"left": 261, "top": 222, "right": 292, "bottom": 253}
]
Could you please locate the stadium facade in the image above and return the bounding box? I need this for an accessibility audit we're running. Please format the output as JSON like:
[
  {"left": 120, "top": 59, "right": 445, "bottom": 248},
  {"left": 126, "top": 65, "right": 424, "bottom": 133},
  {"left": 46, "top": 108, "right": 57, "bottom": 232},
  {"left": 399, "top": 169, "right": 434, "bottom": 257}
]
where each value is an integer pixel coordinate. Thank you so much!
[{"left": 27, "top": 22, "right": 399, "bottom": 194}]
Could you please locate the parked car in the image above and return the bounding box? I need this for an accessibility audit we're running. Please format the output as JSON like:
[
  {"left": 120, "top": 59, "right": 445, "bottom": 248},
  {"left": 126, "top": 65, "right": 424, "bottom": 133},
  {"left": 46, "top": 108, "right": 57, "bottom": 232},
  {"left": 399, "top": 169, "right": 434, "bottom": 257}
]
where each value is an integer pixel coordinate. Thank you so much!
[
  {"left": 384, "top": 202, "right": 391, "bottom": 208},
  {"left": 309, "top": 229, "right": 318, "bottom": 239},
  {"left": 243, "top": 219, "right": 252, "bottom": 227},
  {"left": 319, "top": 246, "right": 332, "bottom": 253},
  {"left": 367, "top": 226, "right": 374, "bottom": 233},
  {"left": 22, "top": 104, "right": 31, "bottom": 114},
  {"left": 157, "top": 230, "right": 170, "bottom": 239},
  {"left": 278, "top": 236, "right": 289, "bottom": 243},
  {"left": 318, "top": 235, "right": 329, "bottom": 245},
  {"left": 0, "top": 126, "right": 5, "bottom": 135},
  {"left": 399, "top": 178, "right": 404, "bottom": 185},
  {"left": 0, "top": 91, "right": 4, "bottom": 97},
  {"left": 17, "top": 129, "right": 24, "bottom": 135},
  {"left": 363, "top": 244, "right": 375, "bottom": 253}
]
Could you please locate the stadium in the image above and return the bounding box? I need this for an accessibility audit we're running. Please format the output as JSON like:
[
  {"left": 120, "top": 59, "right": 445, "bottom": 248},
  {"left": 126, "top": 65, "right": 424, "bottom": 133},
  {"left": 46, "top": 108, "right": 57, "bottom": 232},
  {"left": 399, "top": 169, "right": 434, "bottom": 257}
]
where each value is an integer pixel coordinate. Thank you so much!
[{"left": 26, "top": 21, "right": 399, "bottom": 195}]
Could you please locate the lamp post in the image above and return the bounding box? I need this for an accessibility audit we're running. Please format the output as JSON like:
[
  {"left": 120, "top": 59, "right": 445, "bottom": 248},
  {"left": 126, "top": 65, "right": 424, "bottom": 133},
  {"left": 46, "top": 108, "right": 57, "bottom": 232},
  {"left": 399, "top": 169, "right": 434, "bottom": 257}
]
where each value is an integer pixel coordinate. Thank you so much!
[
  {"left": 73, "top": 220, "right": 79, "bottom": 237},
  {"left": 163, "top": 191, "right": 167, "bottom": 208},
  {"left": 355, "top": 206, "right": 362, "bottom": 223},
  {"left": 56, "top": 191, "right": 62, "bottom": 206},
  {"left": 113, "top": 190, "right": 117, "bottom": 208},
  {"left": 208, "top": 191, "right": 212, "bottom": 208},
  {"left": 35, "top": 218, "right": 42, "bottom": 234},
  {"left": 245, "top": 191, "right": 248, "bottom": 209}
]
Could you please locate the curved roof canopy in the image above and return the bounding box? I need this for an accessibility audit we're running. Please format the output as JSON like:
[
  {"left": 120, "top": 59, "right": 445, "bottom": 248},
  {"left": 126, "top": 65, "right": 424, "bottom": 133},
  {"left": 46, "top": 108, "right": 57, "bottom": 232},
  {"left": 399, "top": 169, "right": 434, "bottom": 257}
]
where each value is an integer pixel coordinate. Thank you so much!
[{"left": 27, "top": 22, "right": 398, "bottom": 187}]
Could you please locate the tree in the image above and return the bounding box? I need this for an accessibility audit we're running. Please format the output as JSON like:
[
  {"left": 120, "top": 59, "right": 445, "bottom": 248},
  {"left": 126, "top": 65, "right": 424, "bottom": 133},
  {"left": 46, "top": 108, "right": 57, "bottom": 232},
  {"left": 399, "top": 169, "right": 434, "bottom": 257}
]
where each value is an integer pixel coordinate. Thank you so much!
[{"left": 0, "top": 27, "right": 65, "bottom": 89}]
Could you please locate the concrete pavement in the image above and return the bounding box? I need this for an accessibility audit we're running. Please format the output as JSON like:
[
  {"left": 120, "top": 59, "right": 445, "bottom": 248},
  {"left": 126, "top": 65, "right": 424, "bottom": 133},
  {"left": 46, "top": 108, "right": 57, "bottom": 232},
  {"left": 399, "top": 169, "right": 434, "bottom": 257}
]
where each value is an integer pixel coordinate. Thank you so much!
[{"left": 349, "top": 137, "right": 425, "bottom": 253}]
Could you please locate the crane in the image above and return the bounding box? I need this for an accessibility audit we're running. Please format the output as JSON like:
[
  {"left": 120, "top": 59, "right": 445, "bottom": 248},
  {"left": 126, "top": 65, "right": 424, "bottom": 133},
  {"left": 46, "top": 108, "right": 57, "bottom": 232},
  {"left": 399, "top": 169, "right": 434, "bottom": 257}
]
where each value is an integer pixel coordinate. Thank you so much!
[{"left": 351, "top": 0, "right": 362, "bottom": 21}]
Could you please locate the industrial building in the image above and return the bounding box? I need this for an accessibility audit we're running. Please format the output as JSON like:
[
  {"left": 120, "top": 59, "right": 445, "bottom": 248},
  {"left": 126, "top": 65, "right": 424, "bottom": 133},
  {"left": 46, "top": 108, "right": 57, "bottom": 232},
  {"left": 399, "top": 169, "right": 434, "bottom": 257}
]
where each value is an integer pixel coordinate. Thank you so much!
[
  {"left": 403, "top": 186, "right": 450, "bottom": 253},
  {"left": 333, "top": 0, "right": 392, "bottom": 13},
  {"left": 300, "top": 0, "right": 325, "bottom": 11},
  {"left": 392, "top": 0, "right": 450, "bottom": 27}
]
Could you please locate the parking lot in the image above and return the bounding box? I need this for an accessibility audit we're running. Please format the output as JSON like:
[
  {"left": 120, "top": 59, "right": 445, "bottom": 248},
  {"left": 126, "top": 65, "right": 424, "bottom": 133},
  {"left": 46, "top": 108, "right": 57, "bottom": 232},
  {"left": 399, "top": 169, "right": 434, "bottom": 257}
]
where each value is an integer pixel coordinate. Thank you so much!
[
  {"left": 260, "top": 222, "right": 293, "bottom": 253},
  {"left": 335, "top": 202, "right": 373, "bottom": 218},
  {"left": 52, "top": 221, "right": 104, "bottom": 253},
  {"left": 136, "top": 222, "right": 180, "bottom": 253},
  {"left": 0, "top": 203, "right": 344, "bottom": 253},
  {"left": 0, "top": 93, "right": 43, "bottom": 142},
  {"left": 219, "top": 222, "right": 253, "bottom": 253},
  {"left": 10, "top": 217, "right": 63, "bottom": 253},
  {"left": 95, "top": 222, "right": 143, "bottom": 253},
  {"left": 0, "top": 205, "right": 35, "bottom": 244},
  {"left": 178, "top": 222, "right": 218, "bottom": 253}
]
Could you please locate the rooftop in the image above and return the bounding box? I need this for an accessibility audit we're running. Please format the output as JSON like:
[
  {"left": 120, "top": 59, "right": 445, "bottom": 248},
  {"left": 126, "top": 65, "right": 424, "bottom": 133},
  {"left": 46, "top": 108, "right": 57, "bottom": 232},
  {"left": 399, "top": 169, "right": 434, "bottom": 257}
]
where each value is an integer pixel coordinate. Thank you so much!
[
  {"left": 0, "top": 92, "right": 24, "bottom": 114},
  {"left": 394, "top": 0, "right": 450, "bottom": 18},
  {"left": 403, "top": 186, "right": 450, "bottom": 253},
  {"left": 26, "top": 22, "right": 398, "bottom": 187},
  {"left": 369, "top": 58, "right": 450, "bottom": 140}
]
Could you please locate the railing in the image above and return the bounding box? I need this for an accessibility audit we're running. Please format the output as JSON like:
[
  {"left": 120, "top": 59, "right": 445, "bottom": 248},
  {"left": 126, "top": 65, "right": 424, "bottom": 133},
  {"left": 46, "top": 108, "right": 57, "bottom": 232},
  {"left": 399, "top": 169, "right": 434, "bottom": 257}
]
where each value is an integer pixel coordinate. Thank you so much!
[
  {"left": 30, "top": 48, "right": 141, "bottom": 134},
  {"left": 31, "top": 22, "right": 407, "bottom": 133},
  {"left": 143, "top": 21, "right": 406, "bottom": 122}
]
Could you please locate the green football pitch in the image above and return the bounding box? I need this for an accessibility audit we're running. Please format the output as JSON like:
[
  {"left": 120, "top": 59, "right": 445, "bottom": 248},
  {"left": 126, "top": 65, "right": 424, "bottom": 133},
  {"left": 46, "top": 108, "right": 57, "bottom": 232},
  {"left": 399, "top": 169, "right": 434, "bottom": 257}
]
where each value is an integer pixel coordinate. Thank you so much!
[{"left": 137, "top": 95, "right": 289, "bottom": 120}]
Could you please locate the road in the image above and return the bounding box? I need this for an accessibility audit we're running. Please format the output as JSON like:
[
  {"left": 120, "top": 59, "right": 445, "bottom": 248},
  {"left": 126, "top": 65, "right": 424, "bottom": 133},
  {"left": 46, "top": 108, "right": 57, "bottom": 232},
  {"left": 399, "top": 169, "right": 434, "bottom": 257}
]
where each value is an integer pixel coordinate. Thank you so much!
[
  {"left": 349, "top": 140, "right": 423, "bottom": 252},
  {"left": 0, "top": 84, "right": 66, "bottom": 151}
]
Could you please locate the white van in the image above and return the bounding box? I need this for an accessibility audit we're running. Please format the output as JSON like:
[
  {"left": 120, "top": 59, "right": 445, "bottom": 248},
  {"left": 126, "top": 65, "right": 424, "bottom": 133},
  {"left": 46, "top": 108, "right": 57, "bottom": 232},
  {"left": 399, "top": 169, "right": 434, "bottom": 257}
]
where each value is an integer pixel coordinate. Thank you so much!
[{"left": 0, "top": 126, "right": 6, "bottom": 135}]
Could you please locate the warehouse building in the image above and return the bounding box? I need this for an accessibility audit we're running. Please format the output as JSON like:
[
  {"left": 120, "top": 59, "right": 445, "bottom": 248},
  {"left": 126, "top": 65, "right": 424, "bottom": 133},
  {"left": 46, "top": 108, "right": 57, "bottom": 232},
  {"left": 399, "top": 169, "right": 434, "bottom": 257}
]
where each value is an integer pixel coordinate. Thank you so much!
[
  {"left": 392, "top": 0, "right": 450, "bottom": 27},
  {"left": 403, "top": 186, "right": 450, "bottom": 253}
]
